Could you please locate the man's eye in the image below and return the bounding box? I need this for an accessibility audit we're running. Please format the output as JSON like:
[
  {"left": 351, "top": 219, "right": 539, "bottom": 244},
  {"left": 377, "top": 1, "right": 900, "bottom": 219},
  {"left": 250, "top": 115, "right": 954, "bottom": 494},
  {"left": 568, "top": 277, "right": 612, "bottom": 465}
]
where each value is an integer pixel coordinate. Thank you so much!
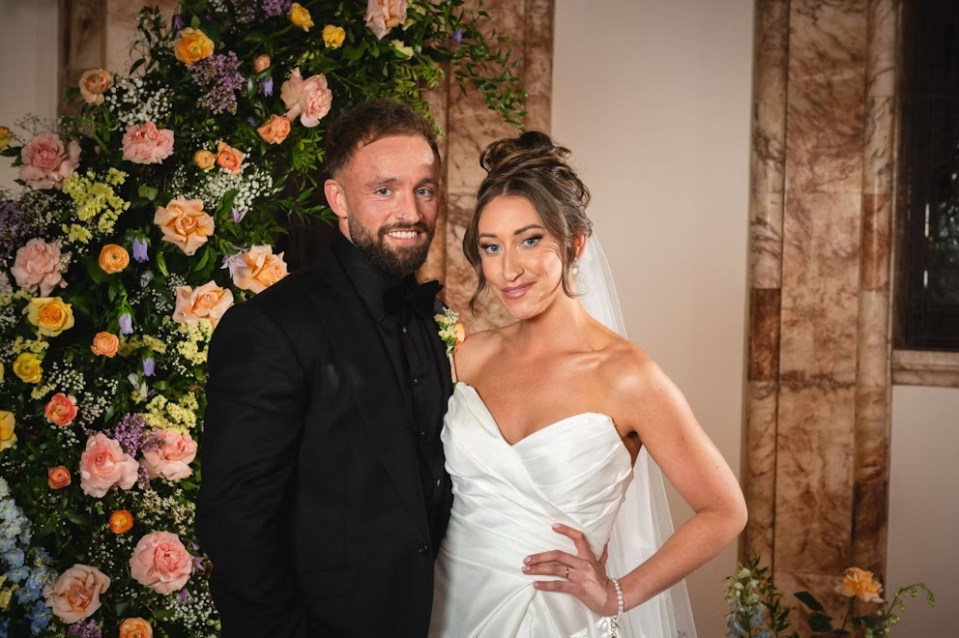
[
  {"left": 375, "top": 187, "right": 391, "bottom": 196},
  {"left": 416, "top": 187, "right": 434, "bottom": 198}
]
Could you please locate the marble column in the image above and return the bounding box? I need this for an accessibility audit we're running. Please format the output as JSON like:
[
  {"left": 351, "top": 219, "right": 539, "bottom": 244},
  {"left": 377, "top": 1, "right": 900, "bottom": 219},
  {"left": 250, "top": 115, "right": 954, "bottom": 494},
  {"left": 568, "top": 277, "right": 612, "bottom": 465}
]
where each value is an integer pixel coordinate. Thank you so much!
[{"left": 745, "top": 0, "right": 899, "bottom": 629}]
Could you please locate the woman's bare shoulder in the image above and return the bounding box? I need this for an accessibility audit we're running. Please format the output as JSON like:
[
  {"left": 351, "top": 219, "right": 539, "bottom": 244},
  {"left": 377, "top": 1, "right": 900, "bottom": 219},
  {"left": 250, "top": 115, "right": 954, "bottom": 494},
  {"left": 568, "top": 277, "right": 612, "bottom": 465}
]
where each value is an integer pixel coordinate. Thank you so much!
[{"left": 452, "top": 323, "right": 515, "bottom": 382}]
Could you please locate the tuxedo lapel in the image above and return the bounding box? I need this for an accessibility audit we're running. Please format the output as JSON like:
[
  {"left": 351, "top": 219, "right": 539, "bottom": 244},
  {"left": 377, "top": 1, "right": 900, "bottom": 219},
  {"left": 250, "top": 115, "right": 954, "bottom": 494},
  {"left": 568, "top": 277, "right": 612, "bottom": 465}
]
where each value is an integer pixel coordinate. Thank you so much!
[{"left": 306, "top": 253, "right": 428, "bottom": 534}]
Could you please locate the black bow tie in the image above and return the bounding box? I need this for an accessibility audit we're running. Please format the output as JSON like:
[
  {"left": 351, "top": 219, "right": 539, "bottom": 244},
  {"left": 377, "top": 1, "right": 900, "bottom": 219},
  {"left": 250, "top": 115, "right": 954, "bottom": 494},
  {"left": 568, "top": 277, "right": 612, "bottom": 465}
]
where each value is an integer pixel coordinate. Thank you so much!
[{"left": 383, "top": 279, "right": 442, "bottom": 318}]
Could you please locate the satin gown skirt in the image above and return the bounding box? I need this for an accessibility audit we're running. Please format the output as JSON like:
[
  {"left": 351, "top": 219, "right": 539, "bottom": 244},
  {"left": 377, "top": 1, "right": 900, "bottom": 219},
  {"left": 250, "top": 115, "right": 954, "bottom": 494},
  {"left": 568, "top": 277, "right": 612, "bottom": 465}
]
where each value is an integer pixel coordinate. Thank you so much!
[{"left": 430, "top": 383, "right": 635, "bottom": 638}]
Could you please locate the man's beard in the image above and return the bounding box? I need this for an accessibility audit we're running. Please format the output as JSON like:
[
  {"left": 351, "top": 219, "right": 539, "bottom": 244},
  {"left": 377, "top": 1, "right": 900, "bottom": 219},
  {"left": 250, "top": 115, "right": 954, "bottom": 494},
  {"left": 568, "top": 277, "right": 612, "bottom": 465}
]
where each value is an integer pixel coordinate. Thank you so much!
[{"left": 349, "top": 216, "right": 434, "bottom": 277}]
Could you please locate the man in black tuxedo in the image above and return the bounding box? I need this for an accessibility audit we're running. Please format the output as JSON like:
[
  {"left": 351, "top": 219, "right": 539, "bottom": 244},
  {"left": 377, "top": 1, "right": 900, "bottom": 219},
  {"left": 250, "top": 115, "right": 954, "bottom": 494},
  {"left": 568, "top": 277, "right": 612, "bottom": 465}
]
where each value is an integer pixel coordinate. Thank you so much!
[{"left": 197, "top": 99, "right": 453, "bottom": 637}]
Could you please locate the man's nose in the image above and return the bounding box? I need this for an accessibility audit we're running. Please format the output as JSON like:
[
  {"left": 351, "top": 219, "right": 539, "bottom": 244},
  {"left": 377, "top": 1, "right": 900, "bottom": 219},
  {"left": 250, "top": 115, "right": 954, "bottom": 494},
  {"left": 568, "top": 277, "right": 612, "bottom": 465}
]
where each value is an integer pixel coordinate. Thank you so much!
[{"left": 395, "top": 190, "right": 419, "bottom": 222}]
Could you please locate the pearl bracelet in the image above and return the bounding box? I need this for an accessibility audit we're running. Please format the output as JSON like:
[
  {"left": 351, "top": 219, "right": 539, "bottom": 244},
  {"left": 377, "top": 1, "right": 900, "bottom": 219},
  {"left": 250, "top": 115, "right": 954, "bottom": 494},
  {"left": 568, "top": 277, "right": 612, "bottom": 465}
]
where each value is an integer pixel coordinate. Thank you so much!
[{"left": 608, "top": 577, "right": 624, "bottom": 637}]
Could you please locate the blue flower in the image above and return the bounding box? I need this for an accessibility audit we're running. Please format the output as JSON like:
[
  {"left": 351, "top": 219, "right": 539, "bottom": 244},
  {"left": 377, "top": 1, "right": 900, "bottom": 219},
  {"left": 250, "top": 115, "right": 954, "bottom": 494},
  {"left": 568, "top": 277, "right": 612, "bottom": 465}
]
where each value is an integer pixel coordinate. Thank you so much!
[
  {"left": 3, "top": 547, "right": 25, "bottom": 568},
  {"left": 119, "top": 313, "right": 134, "bottom": 335}
]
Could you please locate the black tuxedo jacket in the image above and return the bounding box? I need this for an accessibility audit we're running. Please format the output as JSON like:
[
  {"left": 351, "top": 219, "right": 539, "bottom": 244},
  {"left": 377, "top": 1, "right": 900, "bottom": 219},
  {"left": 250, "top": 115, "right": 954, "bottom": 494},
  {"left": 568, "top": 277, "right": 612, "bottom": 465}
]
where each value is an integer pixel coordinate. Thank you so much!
[{"left": 197, "top": 247, "right": 454, "bottom": 637}]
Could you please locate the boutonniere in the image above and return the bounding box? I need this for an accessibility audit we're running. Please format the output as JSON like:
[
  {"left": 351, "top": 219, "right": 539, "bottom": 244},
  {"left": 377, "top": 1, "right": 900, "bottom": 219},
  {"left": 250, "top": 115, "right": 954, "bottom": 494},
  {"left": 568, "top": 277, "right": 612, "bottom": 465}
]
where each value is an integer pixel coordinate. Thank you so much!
[{"left": 434, "top": 308, "right": 465, "bottom": 356}]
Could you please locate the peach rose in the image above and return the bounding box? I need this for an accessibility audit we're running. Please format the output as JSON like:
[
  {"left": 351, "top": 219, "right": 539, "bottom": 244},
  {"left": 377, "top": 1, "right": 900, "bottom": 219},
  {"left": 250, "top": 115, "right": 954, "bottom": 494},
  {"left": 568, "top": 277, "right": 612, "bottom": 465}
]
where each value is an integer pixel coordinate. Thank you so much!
[
  {"left": 289, "top": 2, "right": 314, "bottom": 31},
  {"left": 215, "top": 141, "right": 245, "bottom": 175},
  {"left": 173, "top": 281, "right": 234, "bottom": 326},
  {"left": 322, "top": 24, "right": 346, "bottom": 49},
  {"left": 18, "top": 132, "right": 81, "bottom": 190},
  {"left": 12, "top": 353, "right": 42, "bottom": 384},
  {"left": 0, "top": 125, "right": 10, "bottom": 150},
  {"left": 253, "top": 54, "right": 271, "bottom": 73},
  {"left": 119, "top": 617, "right": 153, "bottom": 638},
  {"left": 122, "top": 122, "right": 174, "bottom": 165},
  {"left": 91, "top": 331, "right": 120, "bottom": 358},
  {"left": 193, "top": 149, "right": 215, "bottom": 171},
  {"left": 25, "top": 297, "right": 75, "bottom": 337},
  {"left": 48, "top": 465, "right": 72, "bottom": 489},
  {"left": 79, "top": 68, "right": 112, "bottom": 106},
  {"left": 44, "top": 393, "right": 79, "bottom": 426},
  {"left": 79, "top": 433, "right": 139, "bottom": 498},
  {"left": 154, "top": 196, "right": 215, "bottom": 256},
  {"left": 280, "top": 68, "right": 333, "bottom": 128},
  {"left": 140, "top": 430, "right": 198, "bottom": 481},
  {"left": 99, "top": 243, "right": 130, "bottom": 274},
  {"left": 365, "top": 0, "right": 408, "bottom": 39},
  {"left": 835, "top": 567, "right": 884, "bottom": 603},
  {"left": 0, "top": 411, "right": 16, "bottom": 453},
  {"left": 174, "top": 27, "right": 214, "bottom": 66},
  {"left": 44, "top": 564, "right": 111, "bottom": 623},
  {"left": 230, "top": 245, "right": 289, "bottom": 293},
  {"left": 109, "top": 510, "right": 134, "bottom": 534},
  {"left": 256, "top": 114, "right": 291, "bottom": 144},
  {"left": 11, "top": 237, "right": 68, "bottom": 296},
  {"left": 129, "top": 531, "right": 192, "bottom": 594}
]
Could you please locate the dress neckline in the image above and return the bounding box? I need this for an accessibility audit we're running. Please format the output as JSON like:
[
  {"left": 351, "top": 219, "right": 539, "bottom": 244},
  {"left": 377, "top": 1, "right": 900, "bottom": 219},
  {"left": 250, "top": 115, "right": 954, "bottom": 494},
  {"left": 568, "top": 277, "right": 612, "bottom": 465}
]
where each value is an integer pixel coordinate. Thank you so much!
[{"left": 455, "top": 382, "right": 616, "bottom": 449}]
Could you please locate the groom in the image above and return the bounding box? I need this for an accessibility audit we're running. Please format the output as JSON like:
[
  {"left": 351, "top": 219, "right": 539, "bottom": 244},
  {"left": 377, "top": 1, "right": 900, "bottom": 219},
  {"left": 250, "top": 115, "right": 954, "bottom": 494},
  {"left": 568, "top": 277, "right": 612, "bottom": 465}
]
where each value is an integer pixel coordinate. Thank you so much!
[{"left": 197, "top": 99, "right": 454, "bottom": 637}]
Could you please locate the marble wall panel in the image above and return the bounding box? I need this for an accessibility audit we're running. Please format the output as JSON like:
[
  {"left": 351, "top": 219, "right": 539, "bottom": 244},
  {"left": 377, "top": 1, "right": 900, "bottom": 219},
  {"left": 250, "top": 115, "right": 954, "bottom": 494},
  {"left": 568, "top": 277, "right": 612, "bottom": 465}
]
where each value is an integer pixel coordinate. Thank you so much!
[
  {"left": 860, "top": 193, "right": 891, "bottom": 291},
  {"left": 744, "top": 380, "right": 779, "bottom": 565},
  {"left": 852, "top": 385, "right": 890, "bottom": 573},
  {"left": 774, "top": 385, "right": 856, "bottom": 573},
  {"left": 857, "top": 290, "right": 890, "bottom": 387},
  {"left": 750, "top": 192, "right": 786, "bottom": 288},
  {"left": 749, "top": 288, "right": 782, "bottom": 382}
]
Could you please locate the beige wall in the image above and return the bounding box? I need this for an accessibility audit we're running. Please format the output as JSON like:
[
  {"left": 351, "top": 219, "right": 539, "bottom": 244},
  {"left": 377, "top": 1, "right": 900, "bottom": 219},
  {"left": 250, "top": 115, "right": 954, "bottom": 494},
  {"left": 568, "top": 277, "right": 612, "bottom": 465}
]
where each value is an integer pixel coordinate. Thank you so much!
[
  {"left": 553, "top": 0, "right": 754, "bottom": 634},
  {"left": 0, "top": 0, "right": 59, "bottom": 190},
  {"left": 888, "top": 385, "right": 958, "bottom": 634}
]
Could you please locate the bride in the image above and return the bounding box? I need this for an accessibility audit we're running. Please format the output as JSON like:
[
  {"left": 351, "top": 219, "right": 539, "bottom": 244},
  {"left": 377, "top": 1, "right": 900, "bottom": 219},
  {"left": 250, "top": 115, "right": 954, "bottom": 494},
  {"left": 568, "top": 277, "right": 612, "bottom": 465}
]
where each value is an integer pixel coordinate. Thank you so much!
[{"left": 429, "top": 132, "right": 747, "bottom": 637}]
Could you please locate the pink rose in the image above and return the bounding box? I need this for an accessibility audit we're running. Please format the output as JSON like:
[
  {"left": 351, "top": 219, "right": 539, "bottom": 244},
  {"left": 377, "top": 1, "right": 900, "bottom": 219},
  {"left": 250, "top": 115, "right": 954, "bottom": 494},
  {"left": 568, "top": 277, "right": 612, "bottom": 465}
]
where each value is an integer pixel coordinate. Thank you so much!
[
  {"left": 365, "top": 0, "right": 408, "bottom": 39},
  {"left": 280, "top": 68, "right": 333, "bottom": 128},
  {"left": 173, "top": 281, "right": 234, "bottom": 326},
  {"left": 79, "top": 433, "right": 139, "bottom": 498},
  {"left": 140, "top": 430, "right": 198, "bottom": 481},
  {"left": 44, "top": 564, "right": 111, "bottom": 623},
  {"left": 44, "top": 393, "right": 79, "bottom": 427},
  {"left": 11, "top": 237, "right": 68, "bottom": 296},
  {"left": 18, "top": 132, "right": 81, "bottom": 190},
  {"left": 129, "top": 531, "right": 192, "bottom": 594},
  {"left": 122, "top": 122, "right": 174, "bottom": 164},
  {"left": 253, "top": 54, "right": 271, "bottom": 73}
]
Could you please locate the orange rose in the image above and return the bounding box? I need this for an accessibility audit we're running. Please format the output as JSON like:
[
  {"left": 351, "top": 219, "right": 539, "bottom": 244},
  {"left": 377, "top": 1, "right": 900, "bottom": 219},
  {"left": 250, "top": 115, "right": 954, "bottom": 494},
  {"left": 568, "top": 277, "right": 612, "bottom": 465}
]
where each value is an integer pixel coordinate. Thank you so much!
[
  {"left": 289, "top": 2, "right": 314, "bottom": 31},
  {"left": 98, "top": 244, "right": 130, "bottom": 274},
  {"left": 193, "top": 150, "right": 215, "bottom": 171},
  {"left": 44, "top": 393, "right": 78, "bottom": 426},
  {"left": 173, "top": 281, "right": 235, "bottom": 326},
  {"left": 253, "top": 54, "right": 271, "bottom": 73},
  {"left": 173, "top": 28, "right": 214, "bottom": 66},
  {"left": 48, "top": 465, "right": 72, "bottom": 489},
  {"left": 230, "top": 245, "right": 289, "bottom": 293},
  {"left": 835, "top": 567, "right": 884, "bottom": 603},
  {"left": 91, "top": 331, "right": 120, "bottom": 358},
  {"left": 216, "top": 141, "right": 245, "bottom": 175},
  {"left": 154, "top": 196, "right": 215, "bottom": 256},
  {"left": 257, "top": 115, "right": 291, "bottom": 144},
  {"left": 119, "top": 618, "right": 153, "bottom": 638},
  {"left": 109, "top": 509, "right": 134, "bottom": 534},
  {"left": 79, "top": 68, "right": 112, "bottom": 106}
]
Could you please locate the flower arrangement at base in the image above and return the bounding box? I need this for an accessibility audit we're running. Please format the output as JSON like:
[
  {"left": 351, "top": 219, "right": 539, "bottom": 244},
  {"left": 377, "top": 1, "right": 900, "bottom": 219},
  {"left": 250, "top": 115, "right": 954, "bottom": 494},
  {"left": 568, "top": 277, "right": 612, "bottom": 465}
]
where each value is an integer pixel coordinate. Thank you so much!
[
  {"left": 724, "top": 557, "right": 935, "bottom": 638},
  {"left": 0, "top": 1, "right": 522, "bottom": 635}
]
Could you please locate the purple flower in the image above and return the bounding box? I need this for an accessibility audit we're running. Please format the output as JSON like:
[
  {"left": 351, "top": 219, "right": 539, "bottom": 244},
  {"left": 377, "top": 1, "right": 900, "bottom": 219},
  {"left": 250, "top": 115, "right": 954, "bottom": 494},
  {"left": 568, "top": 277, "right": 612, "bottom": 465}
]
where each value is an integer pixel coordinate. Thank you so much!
[
  {"left": 173, "top": 13, "right": 184, "bottom": 32},
  {"left": 260, "top": 77, "right": 274, "bottom": 97},
  {"left": 231, "top": 207, "right": 247, "bottom": 224},
  {"left": 118, "top": 313, "right": 133, "bottom": 335},
  {"left": 262, "top": 0, "right": 293, "bottom": 18},
  {"left": 451, "top": 29, "right": 464, "bottom": 45},
  {"left": 190, "top": 52, "right": 246, "bottom": 115},
  {"left": 67, "top": 619, "right": 102, "bottom": 638},
  {"left": 132, "top": 237, "right": 149, "bottom": 262},
  {"left": 110, "top": 413, "right": 147, "bottom": 456},
  {"left": 178, "top": 587, "right": 192, "bottom": 603},
  {"left": 142, "top": 356, "right": 156, "bottom": 377}
]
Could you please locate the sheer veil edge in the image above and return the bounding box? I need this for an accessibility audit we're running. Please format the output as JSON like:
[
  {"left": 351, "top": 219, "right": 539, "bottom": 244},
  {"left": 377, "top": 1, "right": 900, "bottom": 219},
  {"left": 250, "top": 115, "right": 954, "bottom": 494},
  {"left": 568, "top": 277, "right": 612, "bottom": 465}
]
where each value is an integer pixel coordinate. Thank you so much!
[{"left": 575, "top": 235, "right": 697, "bottom": 637}]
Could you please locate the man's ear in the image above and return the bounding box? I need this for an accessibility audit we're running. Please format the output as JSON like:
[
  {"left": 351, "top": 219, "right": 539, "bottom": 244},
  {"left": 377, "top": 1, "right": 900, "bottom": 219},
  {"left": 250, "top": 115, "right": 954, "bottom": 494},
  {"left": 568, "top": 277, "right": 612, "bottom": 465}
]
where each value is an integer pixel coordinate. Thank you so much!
[{"left": 324, "top": 178, "right": 348, "bottom": 221}]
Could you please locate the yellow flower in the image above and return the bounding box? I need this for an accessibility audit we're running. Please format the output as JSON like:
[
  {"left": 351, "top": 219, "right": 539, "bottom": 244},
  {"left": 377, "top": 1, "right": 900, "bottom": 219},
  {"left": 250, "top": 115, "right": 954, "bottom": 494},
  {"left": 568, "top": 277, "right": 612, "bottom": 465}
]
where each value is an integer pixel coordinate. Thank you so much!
[
  {"left": 0, "top": 126, "right": 10, "bottom": 150},
  {"left": 193, "top": 150, "right": 215, "bottom": 171},
  {"left": 173, "top": 28, "right": 214, "bottom": 66},
  {"left": 25, "top": 297, "right": 75, "bottom": 337},
  {"left": 289, "top": 2, "right": 314, "bottom": 31},
  {"left": 391, "top": 39, "right": 414, "bottom": 59},
  {"left": 0, "top": 411, "right": 16, "bottom": 452},
  {"left": 0, "top": 362, "right": 4, "bottom": 383},
  {"left": 12, "top": 353, "right": 42, "bottom": 384},
  {"left": 322, "top": 24, "right": 346, "bottom": 49},
  {"left": 835, "top": 567, "right": 884, "bottom": 603}
]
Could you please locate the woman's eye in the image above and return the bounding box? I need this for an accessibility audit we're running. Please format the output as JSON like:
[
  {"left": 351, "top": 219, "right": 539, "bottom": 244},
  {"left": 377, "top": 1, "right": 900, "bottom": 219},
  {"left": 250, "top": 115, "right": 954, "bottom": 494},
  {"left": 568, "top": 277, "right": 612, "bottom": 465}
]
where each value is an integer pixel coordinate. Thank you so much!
[
  {"left": 522, "top": 235, "right": 542, "bottom": 247},
  {"left": 480, "top": 243, "right": 501, "bottom": 255}
]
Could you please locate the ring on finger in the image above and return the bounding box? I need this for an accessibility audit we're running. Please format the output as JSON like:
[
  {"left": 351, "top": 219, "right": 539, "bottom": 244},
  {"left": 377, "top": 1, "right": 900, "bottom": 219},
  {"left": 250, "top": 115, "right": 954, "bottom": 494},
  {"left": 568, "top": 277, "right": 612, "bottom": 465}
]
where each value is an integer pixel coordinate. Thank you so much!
[{"left": 564, "top": 566, "right": 570, "bottom": 580}]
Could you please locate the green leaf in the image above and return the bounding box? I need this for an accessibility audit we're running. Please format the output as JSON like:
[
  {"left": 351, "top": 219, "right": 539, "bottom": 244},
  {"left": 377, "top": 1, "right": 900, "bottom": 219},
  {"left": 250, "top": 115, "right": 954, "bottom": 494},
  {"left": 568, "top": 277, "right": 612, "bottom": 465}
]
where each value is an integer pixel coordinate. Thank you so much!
[
  {"left": 156, "top": 250, "right": 169, "bottom": 277},
  {"left": 795, "top": 591, "right": 825, "bottom": 612},
  {"left": 807, "top": 611, "right": 834, "bottom": 633},
  {"left": 138, "top": 184, "right": 159, "bottom": 201}
]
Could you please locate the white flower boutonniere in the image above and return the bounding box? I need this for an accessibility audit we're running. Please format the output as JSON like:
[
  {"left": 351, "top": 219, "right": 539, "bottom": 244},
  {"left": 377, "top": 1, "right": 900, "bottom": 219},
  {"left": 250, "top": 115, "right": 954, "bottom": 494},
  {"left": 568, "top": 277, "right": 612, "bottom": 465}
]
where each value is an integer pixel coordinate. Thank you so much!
[{"left": 434, "top": 308, "right": 465, "bottom": 356}]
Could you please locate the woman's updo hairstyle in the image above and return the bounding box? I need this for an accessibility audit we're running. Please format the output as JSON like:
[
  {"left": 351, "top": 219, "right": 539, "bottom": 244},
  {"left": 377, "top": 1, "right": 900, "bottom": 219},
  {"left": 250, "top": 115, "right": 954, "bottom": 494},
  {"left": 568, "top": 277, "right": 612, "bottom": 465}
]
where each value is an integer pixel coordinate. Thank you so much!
[{"left": 463, "top": 131, "right": 592, "bottom": 311}]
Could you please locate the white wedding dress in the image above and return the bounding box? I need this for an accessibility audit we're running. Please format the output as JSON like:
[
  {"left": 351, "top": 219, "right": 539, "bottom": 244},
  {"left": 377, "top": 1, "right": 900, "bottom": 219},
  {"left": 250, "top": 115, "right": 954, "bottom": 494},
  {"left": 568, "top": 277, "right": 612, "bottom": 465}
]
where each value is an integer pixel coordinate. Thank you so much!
[{"left": 430, "top": 237, "right": 695, "bottom": 637}]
